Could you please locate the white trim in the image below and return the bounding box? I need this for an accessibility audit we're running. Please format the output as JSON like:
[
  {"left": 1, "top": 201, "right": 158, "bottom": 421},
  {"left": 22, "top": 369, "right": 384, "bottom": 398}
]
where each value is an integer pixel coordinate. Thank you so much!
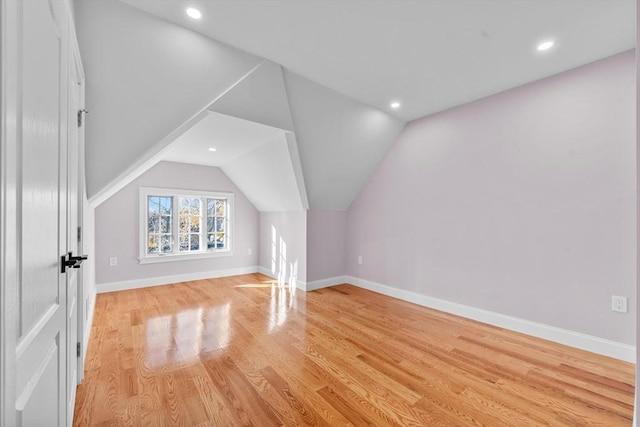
[
  {"left": 346, "top": 275, "right": 636, "bottom": 363},
  {"left": 258, "top": 265, "right": 274, "bottom": 279},
  {"left": 82, "top": 290, "right": 96, "bottom": 364},
  {"left": 138, "top": 250, "right": 233, "bottom": 264},
  {"left": 1, "top": 1, "right": 20, "bottom": 424},
  {"left": 257, "top": 266, "right": 308, "bottom": 291},
  {"left": 139, "top": 187, "right": 234, "bottom": 262},
  {"left": 305, "top": 275, "right": 349, "bottom": 291},
  {"left": 97, "top": 266, "right": 259, "bottom": 293}
]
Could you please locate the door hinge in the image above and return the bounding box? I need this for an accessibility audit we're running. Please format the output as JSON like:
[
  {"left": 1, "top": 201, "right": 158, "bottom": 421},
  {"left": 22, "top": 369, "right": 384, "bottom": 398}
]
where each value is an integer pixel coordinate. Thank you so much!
[
  {"left": 77, "top": 226, "right": 82, "bottom": 242},
  {"left": 77, "top": 342, "right": 82, "bottom": 358},
  {"left": 77, "top": 108, "right": 88, "bottom": 127}
]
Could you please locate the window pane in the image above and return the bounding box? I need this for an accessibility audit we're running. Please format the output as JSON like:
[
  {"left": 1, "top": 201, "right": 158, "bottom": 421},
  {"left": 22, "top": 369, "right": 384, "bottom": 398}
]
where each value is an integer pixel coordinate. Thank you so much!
[
  {"left": 216, "top": 200, "right": 225, "bottom": 216},
  {"left": 148, "top": 196, "right": 159, "bottom": 215},
  {"left": 190, "top": 216, "right": 199, "bottom": 233},
  {"left": 160, "top": 234, "right": 172, "bottom": 252},
  {"left": 207, "top": 233, "right": 215, "bottom": 249},
  {"left": 161, "top": 216, "right": 171, "bottom": 233},
  {"left": 179, "top": 216, "right": 188, "bottom": 233},
  {"left": 207, "top": 199, "right": 214, "bottom": 216},
  {"left": 160, "top": 197, "right": 172, "bottom": 215},
  {"left": 215, "top": 233, "right": 225, "bottom": 248},
  {"left": 179, "top": 197, "right": 200, "bottom": 235},
  {"left": 149, "top": 215, "right": 161, "bottom": 234},
  {"left": 148, "top": 235, "right": 159, "bottom": 254},
  {"left": 216, "top": 218, "right": 225, "bottom": 232},
  {"left": 190, "top": 234, "right": 200, "bottom": 251},
  {"left": 179, "top": 235, "right": 189, "bottom": 252}
]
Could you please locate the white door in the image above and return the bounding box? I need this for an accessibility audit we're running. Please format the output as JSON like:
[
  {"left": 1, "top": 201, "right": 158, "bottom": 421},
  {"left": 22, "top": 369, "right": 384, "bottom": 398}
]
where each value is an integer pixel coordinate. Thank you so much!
[{"left": 8, "top": 0, "right": 71, "bottom": 425}]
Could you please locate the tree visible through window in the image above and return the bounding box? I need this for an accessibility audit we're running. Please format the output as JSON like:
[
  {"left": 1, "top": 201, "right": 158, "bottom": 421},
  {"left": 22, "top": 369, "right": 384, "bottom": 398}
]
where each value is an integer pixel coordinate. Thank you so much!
[
  {"left": 179, "top": 197, "right": 201, "bottom": 252},
  {"left": 147, "top": 196, "right": 172, "bottom": 254},
  {"left": 207, "top": 199, "right": 227, "bottom": 249},
  {"left": 140, "top": 188, "right": 233, "bottom": 263}
]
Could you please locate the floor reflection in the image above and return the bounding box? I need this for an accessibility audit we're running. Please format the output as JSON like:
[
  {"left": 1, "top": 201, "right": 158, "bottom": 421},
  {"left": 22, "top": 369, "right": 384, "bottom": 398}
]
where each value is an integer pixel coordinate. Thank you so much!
[
  {"left": 269, "top": 281, "right": 295, "bottom": 333},
  {"left": 145, "top": 303, "right": 230, "bottom": 368},
  {"left": 144, "top": 278, "right": 301, "bottom": 368}
]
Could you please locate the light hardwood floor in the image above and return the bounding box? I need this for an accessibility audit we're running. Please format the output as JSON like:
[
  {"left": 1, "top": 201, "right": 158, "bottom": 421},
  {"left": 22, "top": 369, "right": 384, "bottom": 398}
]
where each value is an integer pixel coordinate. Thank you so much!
[{"left": 73, "top": 273, "right": 634, "bottom": 426}]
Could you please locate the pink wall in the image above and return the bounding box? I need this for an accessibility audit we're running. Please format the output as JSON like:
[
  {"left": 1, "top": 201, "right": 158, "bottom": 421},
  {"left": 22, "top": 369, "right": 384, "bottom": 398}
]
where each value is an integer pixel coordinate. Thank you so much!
[
  {"left": 347, "top": 50, "right": 636, "bottom": 344},
  {"left": 259, "top": 211, "right": 307, "bottom": 283},
  {"left": 306, "top": 210, "right": 347, "bottom": 282},
  {"left": 95, "top": 161, "right": 258, "bottom": 284}
]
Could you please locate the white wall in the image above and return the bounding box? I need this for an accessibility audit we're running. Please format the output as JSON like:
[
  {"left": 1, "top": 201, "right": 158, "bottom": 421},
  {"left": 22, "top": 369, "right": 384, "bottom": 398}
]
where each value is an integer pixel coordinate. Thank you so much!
[
  {"left": 259, "top": 211, "right": 307, "bottom": 286},
  {"left": 95, "top": 162, "right": 259, "bottom": 288},
  {"left": 348, "top": 50, "right": 636, "bottom": 346}
]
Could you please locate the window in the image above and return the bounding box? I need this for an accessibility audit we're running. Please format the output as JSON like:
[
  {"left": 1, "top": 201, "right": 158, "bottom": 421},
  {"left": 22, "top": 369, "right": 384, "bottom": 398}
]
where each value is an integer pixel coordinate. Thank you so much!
[{"left": 140, "top": 188, "right": 233, "bottom": 264}]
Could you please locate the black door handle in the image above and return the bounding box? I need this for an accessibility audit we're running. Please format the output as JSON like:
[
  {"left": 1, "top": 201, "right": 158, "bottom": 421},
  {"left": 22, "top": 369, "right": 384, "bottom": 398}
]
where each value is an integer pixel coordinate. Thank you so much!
[
  {"left": 61, "top": 252, "right": 89, "bottom": 273},
  {"left": 69, "top": 254, "right": 88, "bottom": 262}
]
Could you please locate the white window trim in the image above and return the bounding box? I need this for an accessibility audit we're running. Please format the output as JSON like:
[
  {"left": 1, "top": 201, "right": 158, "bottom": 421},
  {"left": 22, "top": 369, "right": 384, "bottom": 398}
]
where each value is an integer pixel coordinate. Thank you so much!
[{"left": 139, "top": 187, "right": 234, "bottom": 264}]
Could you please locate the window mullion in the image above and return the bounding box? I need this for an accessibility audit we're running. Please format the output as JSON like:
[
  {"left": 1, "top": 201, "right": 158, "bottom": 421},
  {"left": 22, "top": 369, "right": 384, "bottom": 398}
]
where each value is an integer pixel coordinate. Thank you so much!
[
  {"left": 200, "top": 197, "right": 206, "bottom": 252},
  {"left": 172, "top": 196, "right": 179, "bottom": 255}
]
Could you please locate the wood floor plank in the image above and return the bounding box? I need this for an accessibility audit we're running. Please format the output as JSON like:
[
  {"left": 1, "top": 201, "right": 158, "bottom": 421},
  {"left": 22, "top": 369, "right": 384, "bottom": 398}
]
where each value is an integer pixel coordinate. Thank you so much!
[{"left": 74, "top": 274, "right": 635, "bottom": 426}]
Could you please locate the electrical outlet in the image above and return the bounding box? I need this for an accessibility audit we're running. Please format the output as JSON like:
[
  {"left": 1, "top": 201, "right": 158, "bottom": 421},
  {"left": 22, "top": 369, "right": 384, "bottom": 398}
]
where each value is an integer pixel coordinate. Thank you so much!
[
  {"left": 109, "top": 256, "right": 117, "bottom": 266},
  {"left": 612, "top": 295, "right": 628, "bottom": 313},
  {"left": 357, "top": 256, "right": 363, "bottom": 265}
]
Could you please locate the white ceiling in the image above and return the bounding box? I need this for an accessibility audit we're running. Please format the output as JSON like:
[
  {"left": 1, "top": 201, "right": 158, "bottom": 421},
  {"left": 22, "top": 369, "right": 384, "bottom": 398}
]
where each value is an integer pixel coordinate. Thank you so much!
[
  {"left": 162, "top": 111, "right": 286, "bottom": 167},
  {"left": 162, "top": 111, "right": 306, "bottom": 211},
  {"left": 120, "top": 0, "right": 635, "bottom": 122}
]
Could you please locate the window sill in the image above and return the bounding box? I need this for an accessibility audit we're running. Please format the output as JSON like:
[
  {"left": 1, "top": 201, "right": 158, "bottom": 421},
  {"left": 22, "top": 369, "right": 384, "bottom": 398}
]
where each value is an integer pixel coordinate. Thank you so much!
[{"left": 138, "top": 250, "right": 233, "bottom": 264}]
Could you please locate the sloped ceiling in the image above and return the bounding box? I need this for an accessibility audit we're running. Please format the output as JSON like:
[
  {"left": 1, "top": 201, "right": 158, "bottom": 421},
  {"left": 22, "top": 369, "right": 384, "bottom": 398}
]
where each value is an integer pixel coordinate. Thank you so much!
[
  {"left": 118, "top": 0, "right": 635, "bottom": 121},
  {"left": 78, "top": 1, "right": 632, "bottom": 211},
  {"left": 284, "top": 71, "right": 405, "bottom": 209},
  {"left": 207, "top": 60, "right": 295, "bottom": 132},
  {"left": 74, "top": 0, "right": 262, "bottom": 199},
  {"left": 76, "top": 0, "right": 405, "bottom": 211},
  {"left": 162, "top": 111, "right": 286, "bottom": 168},
  {"left": 222, "top": 135, "right": 305, "bottom": 212}
]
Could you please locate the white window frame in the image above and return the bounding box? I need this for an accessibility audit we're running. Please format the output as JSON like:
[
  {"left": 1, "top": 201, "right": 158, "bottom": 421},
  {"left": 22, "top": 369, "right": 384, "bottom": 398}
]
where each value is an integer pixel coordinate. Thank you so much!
[{"left": 139, "top": 187, "right": 234, "bottom": 264}]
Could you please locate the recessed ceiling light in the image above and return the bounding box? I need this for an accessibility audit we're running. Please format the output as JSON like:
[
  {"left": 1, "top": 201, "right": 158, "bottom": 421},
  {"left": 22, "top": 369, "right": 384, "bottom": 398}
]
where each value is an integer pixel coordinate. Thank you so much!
[
  {"left": 390, "top": 101, "right": 401, "bottom": 109},
  {"left": 186, "top": 7, "right": 202, "bottom": 19},
  {"left": 208, "top": 147, "right": 216, "bottom": 152},
  {"left": 537, "top": 40, "right": 554, "bottom": 51}
]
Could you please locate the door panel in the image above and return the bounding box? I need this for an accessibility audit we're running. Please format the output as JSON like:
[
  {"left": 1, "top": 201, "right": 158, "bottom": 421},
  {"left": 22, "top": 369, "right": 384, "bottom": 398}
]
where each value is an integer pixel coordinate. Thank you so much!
[
  {"left": 20, "top": 0, "right": 63, "bottom": 337},
  {"left": 15, "top": 0, "right": 69, "bottom": 425}
]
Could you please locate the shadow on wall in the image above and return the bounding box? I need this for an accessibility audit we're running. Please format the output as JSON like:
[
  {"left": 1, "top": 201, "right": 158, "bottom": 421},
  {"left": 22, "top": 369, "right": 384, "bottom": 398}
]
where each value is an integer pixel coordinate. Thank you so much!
[{"left": 270, "top": 224, "right": 299, "bottom": 290}]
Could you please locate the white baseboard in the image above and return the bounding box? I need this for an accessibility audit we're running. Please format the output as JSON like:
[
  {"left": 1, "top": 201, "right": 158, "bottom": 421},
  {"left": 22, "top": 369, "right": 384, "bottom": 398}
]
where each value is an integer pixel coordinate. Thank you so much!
[
  {"left": 306, "top": 275, "right": 349, "bottom": 291},
  {"left": 97, "top": 266, "right": 260, "bottom": 293},
  {"left": 257, "top": 266, "right": 308, "bottom": 291},
  {"left": 257, "top": 266, "right": 274, "bottom": 279},
  {"left": 346, "top": 275, "right": 636, "bottom": 363}
]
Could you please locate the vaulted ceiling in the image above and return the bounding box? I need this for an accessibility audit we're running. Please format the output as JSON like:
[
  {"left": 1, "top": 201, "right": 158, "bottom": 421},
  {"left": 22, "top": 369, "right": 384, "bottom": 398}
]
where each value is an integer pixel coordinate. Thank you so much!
[
  {"left": 75, "top": 0, "right": 635, "bottom": 212},
  {"left": 119, "top": 0, "right": 635, "bottom": 121}
]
